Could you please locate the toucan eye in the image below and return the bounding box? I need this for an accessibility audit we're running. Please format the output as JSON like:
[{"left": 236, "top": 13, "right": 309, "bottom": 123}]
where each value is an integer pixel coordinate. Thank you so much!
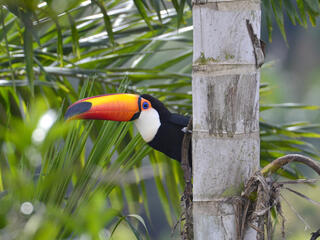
[{"left": 142, "top": 102, "right": 149, "bottom": 109}]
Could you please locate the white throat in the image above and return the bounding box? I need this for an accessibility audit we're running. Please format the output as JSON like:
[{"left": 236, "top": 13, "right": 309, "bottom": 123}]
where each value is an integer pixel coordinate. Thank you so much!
[{"left": 134, "top": 108, "right": 161, "bottom": 142}]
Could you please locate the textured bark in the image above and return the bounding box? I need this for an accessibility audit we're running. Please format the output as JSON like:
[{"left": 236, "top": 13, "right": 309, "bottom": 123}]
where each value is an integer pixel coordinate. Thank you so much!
[{"left": 192, "top": 1, "right": 261, "bottom": 239}]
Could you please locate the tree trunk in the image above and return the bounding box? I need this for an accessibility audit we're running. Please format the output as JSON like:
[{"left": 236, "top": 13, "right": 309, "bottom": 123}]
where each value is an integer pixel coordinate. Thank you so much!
[{"left": 192, "top": 1, "right": 261, "bottom": 239}]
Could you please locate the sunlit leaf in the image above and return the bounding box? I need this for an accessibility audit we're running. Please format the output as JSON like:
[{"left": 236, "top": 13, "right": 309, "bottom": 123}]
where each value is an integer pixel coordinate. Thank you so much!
[{"left": 92, "top": 0, "right": 115, "bottom": 46}]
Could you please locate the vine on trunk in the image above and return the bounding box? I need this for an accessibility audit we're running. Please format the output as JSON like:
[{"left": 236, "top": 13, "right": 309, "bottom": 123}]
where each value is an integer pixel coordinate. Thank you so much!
[
  {"left": 180, "top": 118, "right": 193, "bottom": 240},
  {"left": 235, "top": 154, "right": 320, "bottom": 240}
]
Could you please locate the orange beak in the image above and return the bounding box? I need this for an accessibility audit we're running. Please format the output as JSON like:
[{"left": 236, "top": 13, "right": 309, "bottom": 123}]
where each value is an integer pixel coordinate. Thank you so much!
[{"left": 65, "top": 93, "right": 143, "bottom": 122}]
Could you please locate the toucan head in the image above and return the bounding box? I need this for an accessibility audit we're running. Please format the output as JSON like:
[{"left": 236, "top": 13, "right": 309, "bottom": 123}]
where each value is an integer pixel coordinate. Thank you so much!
[{"left": 65, "top": 93, "right": 169, "bottom": 142}]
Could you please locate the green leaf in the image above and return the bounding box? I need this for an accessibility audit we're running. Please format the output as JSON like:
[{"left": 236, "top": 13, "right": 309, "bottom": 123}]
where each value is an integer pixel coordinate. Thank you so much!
[
  {"left": 123, "top": 183, "right": 140, "bottom": 214},
  {"left": 92, "top": 0, "right": 115, "bottom": 46},
  {"left": 150, "top": 0, "right": 162, "bottom": 22},
  {"left": 110, "top": 213, "right": 149, "bottom": 240},
  {"left": 271, "top": 0, "right": 288, "bottom": 44},
  {"left": 21, "top": 11, "right": 35, "bottom": 95},
  {"left": 154, "top": 50, "right": 192, "bottom": 70},
  {"left": 149, "top": 152, "right": 173, "bottom": 227},
  {"left": 67, "top": 13, "right": 81, "bottom": 59},
  {"left": 304, "top": 0, "right": 320, "bottom": 13},
  {"left": 297, "top": 0, "right": 308, "bottom": 27},
  {"left": 139, "top": 177, "right": 151, "bottom": 219},
  {"left": 127, "top": 214, "right": 149, "bottom": 237},
  {"left": 263, "top": 0, "right": 274, "bottom": 42},
  {"left": 283, "top": 0, "right": 299, "bottom": 25},
  {"left": 133, "top": 0, "right": 153, "bottom": 30},
  {"left": 56, "top": 22, "right": 64, "bottom": 67},
  {"left": 45, "top": 8, "right": 64, "bottom": 66},
  {"left": 164, "top": 156, "right": 181, "bottom": 217},
  {"left": 0, "top": 8, "right": 15, "bottom": 84},
  {"left": 304, "top": 1, "right": 319, "bottom": 26},
  {"left": 171, "top": 0, "right": 180, "bottom": 13},
  {"left": 177, "top": 0, "right": 186, "bottom": 27},
  {"left": 261, "top": 103, "right": 320, "bottom": 111},
  {"left": 293, "top": 132, "right": 320, "bottom": 138}
]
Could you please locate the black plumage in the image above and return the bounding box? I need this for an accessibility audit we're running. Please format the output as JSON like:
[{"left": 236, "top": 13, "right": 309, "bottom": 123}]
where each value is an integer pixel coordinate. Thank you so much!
[
  {"left": 65, "top": 93, "right": 192, "bottom": 164},
  {"left": 141, "top": 94, "right": 191, "bottom": 163}
]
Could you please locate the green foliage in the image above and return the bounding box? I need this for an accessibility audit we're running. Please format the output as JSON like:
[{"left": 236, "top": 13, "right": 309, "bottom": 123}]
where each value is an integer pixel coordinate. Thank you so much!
[
  {"left": 0, "top": 81, "right": 153, "bottom": 239},
  {"left": 263, "top": 0, "right": 320, "bottom": 43},
  {"left": 0, "top": 0, "right": 319, "bottom": 239},
  {"left": 0, "top": 1, "right": 190, "bottom": 238}
]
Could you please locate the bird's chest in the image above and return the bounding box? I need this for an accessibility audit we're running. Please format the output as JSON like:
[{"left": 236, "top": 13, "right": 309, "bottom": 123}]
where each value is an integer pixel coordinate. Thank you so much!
[{"left": 148, "top": 122, "right": 184, "bottom": 161}]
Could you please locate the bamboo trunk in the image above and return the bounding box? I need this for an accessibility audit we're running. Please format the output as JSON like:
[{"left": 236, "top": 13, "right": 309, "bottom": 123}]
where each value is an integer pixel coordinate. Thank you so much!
[{"left": 192, "top": 1, "right": 261, "bottom": 239}]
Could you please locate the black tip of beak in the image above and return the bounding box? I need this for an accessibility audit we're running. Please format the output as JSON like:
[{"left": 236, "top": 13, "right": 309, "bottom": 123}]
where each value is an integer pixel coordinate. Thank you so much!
[{"left": 65, "top": 101, "right": 92, "bottom": 120}]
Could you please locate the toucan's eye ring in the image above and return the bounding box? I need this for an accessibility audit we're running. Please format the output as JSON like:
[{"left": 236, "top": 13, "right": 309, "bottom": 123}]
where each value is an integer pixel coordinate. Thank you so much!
[{"left": 142, "top": 102, "right": 149, "bottom": 109}]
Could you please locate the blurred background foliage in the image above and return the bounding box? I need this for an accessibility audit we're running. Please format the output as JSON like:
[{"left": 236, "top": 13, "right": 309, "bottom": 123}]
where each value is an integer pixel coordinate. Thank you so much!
[{"left": 0, "top": 0, "right": 319, "bottom": 239}]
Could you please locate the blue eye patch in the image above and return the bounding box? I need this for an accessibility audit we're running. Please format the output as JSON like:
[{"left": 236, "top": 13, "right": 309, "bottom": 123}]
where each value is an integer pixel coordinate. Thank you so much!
[{"left": 142, "top": 102, "right": 149, "bottom": 109}]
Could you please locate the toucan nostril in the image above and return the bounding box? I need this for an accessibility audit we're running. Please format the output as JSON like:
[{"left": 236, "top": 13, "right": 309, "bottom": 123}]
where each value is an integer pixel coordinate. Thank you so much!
[{"left": 65, "top": 102, "right": 92, "bottom": 120}]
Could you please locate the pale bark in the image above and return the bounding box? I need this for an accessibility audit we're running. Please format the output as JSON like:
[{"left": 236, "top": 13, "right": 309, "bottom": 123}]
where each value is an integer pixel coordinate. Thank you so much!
[{"left": 192, "top": 1, "right": 261, "bottom": 239}]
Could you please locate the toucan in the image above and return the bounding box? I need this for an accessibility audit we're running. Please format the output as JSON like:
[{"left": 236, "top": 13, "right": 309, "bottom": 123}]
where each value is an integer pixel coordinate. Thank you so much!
[{"left": 65, "top": 93, "right": 191, "bottom": 163}]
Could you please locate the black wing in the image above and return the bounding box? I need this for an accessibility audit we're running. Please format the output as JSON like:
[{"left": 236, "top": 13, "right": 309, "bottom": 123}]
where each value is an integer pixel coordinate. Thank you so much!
[{"left": 168, "top": 113, "right": 190, "bottom": 127}]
